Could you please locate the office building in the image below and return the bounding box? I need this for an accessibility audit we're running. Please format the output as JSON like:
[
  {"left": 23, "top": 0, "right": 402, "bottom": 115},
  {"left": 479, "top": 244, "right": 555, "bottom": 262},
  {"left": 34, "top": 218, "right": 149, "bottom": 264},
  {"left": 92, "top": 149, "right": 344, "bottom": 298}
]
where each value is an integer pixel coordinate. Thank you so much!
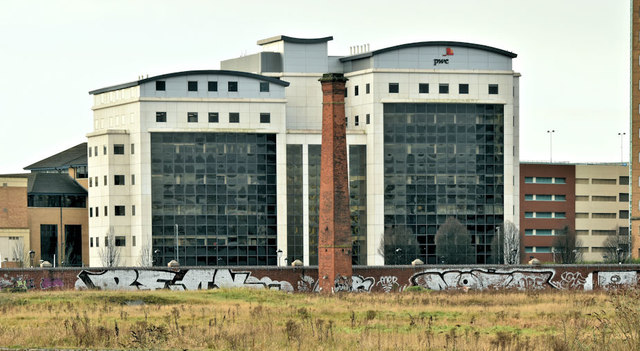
[
  {"left": 521, "top": 162, "right": 629, "bottom": 262},
  {"left": 87, "top": 35, "right": 520, "bottom": 266}
]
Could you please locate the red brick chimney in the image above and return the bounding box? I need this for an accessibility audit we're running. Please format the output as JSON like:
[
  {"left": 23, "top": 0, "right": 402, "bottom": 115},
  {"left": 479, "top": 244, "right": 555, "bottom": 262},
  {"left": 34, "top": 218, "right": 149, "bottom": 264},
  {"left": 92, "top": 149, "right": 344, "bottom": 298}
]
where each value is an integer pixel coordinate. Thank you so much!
[{"left": 318, "top": 73, "right": 353, "bottom": 293}]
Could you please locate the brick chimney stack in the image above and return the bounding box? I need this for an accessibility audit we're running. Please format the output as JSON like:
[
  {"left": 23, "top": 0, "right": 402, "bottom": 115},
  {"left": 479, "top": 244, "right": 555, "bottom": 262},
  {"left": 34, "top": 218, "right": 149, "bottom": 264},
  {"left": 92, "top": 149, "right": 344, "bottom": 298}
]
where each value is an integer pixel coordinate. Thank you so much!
[{"left": 318, "top": 73, "right": 352, "bottom": 293}]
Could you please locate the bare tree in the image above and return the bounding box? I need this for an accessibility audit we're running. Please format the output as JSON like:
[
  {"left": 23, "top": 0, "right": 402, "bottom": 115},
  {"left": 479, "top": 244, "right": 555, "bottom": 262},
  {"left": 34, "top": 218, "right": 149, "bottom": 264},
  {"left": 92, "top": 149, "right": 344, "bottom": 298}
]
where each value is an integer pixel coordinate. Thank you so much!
[
  {"left": 99, "top": 227, "right": 120, "bottom": 267},
  {"left": 435, "top": 217, "right": 473, "bottom": 264},
  {"left": 490, "top": 221, "right": 520, "bottom": 264},
  {"left": 11, "top": 240, "right": 25, "bottom": 268},
  {"left": 378, "top": 226, "right": 420, "bottom": 265},
  {"left": 552, "top": 226, "right": 582, "bottom": 264},
  {"left": 602, "top": 226, "right": 630, "bottom": 263},
  {"left": 138, "top": 242, "right": 153, "bottom": 267}
]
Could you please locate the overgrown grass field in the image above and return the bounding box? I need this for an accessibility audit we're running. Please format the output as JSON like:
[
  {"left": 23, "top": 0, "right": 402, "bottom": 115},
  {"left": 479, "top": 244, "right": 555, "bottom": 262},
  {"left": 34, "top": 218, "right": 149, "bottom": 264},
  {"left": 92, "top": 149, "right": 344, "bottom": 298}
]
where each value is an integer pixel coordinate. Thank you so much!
[{"left": 0, "top": 288, "right": 638, "bottom": 350}]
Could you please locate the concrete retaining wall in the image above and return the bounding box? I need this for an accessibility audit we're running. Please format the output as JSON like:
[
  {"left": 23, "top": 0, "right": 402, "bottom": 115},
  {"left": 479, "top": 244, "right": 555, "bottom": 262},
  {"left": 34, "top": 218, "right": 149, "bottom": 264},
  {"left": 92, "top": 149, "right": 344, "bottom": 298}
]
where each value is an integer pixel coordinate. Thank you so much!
[{"left": 1, "top": 265, "right": 639, "bottom": 293}]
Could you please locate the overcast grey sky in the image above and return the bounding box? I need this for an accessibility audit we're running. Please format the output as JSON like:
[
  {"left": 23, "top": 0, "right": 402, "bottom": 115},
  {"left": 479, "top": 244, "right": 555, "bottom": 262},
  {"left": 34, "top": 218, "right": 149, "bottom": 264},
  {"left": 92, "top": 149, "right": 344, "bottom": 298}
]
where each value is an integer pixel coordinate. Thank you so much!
[{"left": 0, "top": 0, "right": 630, "bottom": 174}]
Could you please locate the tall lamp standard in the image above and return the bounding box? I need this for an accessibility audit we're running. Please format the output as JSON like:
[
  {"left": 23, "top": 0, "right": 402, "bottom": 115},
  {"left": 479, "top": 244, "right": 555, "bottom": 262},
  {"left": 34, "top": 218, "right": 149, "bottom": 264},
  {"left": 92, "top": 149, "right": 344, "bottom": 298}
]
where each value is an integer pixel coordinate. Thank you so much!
[
  {"left": 547, "top": 130, "right": 555, "bottom": 163},
  {"left": 276, "top": 249, "right": 283, "bottom": 267},
  {"left": 618, "top": 132, "right": 626, "bottom": 163},
  {"left": 174, "top": 224, "right": 179, "bottom": 264}
]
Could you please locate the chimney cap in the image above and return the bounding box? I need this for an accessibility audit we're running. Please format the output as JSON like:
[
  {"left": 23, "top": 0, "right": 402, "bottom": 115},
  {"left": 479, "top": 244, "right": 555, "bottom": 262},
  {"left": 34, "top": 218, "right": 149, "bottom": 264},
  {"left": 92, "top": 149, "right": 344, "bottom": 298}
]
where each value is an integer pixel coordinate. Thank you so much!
[{"left": 319, "top": 73, "right": 348, "bottom": 83}]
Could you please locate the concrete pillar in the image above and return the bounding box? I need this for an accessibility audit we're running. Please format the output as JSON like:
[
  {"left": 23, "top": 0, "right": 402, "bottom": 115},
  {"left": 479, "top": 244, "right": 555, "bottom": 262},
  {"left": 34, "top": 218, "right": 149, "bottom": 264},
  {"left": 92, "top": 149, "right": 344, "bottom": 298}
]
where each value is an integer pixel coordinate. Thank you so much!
[{"left": 318, "top": 73, "right": 352, "bottom": 293}]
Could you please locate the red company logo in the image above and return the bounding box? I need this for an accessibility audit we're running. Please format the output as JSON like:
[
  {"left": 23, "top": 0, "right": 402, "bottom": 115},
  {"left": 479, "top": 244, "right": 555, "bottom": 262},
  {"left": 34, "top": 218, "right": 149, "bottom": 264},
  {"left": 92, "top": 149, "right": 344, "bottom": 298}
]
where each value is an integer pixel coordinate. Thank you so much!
[{"left": 442, "top": 47, "right": 454, "bottom": 56}]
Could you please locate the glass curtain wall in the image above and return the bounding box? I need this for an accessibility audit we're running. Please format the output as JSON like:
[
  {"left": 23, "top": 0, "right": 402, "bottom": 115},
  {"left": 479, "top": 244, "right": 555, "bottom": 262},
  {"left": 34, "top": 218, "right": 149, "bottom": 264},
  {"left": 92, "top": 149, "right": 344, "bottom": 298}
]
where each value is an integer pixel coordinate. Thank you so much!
[
  {"left": 151, "top": 132, "right": 278, "bottom": 266},
  {"left": 383, "top": 103, "right": 504, "bottom": 264}
]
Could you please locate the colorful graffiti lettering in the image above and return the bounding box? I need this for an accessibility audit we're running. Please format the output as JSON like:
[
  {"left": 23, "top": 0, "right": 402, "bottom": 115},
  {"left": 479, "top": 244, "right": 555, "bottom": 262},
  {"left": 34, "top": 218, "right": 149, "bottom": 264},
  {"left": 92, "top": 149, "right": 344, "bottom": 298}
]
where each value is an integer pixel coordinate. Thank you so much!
[{"left": 40, "top": 277, "right": 64, "bottom": 290}]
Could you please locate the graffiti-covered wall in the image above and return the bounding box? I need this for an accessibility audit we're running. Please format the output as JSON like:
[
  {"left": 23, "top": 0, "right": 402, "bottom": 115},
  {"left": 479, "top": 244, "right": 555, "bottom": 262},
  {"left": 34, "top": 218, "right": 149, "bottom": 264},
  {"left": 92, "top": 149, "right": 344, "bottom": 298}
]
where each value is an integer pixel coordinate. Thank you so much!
[{"left": 1, "top": 265, "right": 640, "bottom": 292}]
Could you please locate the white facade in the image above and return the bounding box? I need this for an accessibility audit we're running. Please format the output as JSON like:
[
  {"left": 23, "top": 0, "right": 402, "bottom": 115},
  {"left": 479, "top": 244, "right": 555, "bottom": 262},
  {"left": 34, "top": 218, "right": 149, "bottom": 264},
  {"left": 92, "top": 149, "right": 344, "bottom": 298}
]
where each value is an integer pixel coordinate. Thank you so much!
[{"left": 89, "top": 36, "right": 520, "bottom": 266}]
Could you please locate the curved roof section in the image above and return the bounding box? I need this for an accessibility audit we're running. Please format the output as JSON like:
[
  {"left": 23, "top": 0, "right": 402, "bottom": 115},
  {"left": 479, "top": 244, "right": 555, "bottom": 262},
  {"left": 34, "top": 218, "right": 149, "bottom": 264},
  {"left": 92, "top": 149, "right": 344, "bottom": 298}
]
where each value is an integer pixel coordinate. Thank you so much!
[
  {"left": 89, "top": 70, "right": 290, "bottom": 95},
  {"left": 257, "top": 35, "right": 333, "bottom": 46},
  {"left": 340, "top": 41, "right": 517, "bottom": 62}
]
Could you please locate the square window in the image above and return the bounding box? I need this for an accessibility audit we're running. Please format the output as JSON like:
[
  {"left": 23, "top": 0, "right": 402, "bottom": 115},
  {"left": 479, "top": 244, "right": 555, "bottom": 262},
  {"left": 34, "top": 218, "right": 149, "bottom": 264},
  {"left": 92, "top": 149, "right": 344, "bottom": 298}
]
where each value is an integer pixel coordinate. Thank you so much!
[
  {"left": 260, "top": 113, "right": 270, "bottom": 123},
  {"left": 208, "top": 112, "right": 219, "bottom": 123},
  {"left": 419, "top": 83, "right": 429, "bottom": 94},
  {"left": 208, "top": 81, "right": 218, "bottom": 92},
  {"left": 439, "top": 84, "right": 449, "bottom": 94},
  {"left": 355, "top": 115, "right": 359, "bottom": 126},
  {"left": 188, "top": 112, "right": 198, "bottom": 123},
  {"left": 354, "top": 85, "right": 359, "bottom": 96},
  {"left": 156, "top": 81, "right": 165, "bottom": 91},
  {"left": 114, "top": 175, "right": 125, "bottom": 185},
  {"left": 114, "top": 144, "right": 125, "bottom": 154},
  {"left": 459, "top": 84, "right": 469, "bottom": 94},
  {"left": 156, "top": 112, "right": 166, "bottom": 122},
  {"left": 260, "top": 82, "right": 269, "bottom": 92},
  {"left": 366, "top": 114, "right": 370, "bottom": 125},
  {"left": 228, "top": 81, "right": 238, "bottom": 92},
  {"left": 115, "top": 236, "right": 126, "bottom": 246},
  {"left": 389, "top": 83, "right": 399, "bottom": 93},
  {"left": 115, "top": 205, "right": 126, "bottom": 216},
  {"left": 366, "top": 83, "right": 370, "bottom": 94},
  {"left": 229, "top": 112, "right": 240, "bottom": 123},
  {"left": 188, "top": 81, "right": 198, "bottom": 91},
  {"left": 489, "top": 84, "right": 499, "bottom": 94}
]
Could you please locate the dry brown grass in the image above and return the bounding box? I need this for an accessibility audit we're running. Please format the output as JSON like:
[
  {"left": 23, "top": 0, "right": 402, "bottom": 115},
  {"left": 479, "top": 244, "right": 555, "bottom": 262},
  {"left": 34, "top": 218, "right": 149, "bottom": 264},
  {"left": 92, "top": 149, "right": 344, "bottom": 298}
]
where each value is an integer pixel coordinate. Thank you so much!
[{"left": 0, "top": 288, "right": 638, "bottom": 350}]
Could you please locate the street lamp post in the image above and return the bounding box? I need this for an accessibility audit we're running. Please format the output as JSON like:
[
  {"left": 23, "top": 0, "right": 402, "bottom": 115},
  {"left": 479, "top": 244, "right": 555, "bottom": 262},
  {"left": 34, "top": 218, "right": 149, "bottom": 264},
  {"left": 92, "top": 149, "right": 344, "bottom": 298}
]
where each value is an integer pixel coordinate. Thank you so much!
[
  {"left": 174, "top": 224, "right": 179, "bottom": 264},
  {"left": 618, "top": 132, "right": 626, "bottom": 163},
  {"left": 395, "top": 248, "right": 402, "bottom": 265},
  {"left": 547, "top": 130, "right": 555, "bottom": 163},
  {"left": 153, "top": 249, "right": 161, "bottom": 266}
]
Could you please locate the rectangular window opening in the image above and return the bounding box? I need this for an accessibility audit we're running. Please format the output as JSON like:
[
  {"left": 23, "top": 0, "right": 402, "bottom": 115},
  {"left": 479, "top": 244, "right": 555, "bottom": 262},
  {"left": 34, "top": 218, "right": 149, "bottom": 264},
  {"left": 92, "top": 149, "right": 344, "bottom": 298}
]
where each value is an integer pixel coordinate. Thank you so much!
[{"left": 114, "top": 144, "right": 125, "bottom": 155}]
